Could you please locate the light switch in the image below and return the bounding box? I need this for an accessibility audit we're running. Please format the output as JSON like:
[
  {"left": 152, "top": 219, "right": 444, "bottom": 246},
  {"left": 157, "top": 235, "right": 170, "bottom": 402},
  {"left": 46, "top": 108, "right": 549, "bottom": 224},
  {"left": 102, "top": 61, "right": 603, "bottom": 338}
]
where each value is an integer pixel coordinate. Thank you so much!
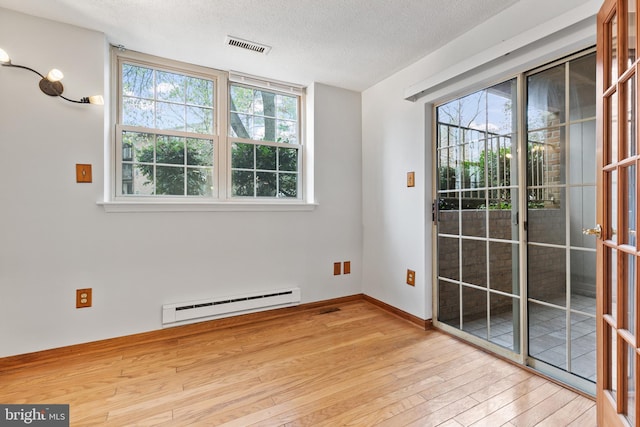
[
  {"left": 76, "top": 164, "right": 92, "bottom": 183},
  {"left": 407, "top": 171, "right": 415, "bottom": 187}
]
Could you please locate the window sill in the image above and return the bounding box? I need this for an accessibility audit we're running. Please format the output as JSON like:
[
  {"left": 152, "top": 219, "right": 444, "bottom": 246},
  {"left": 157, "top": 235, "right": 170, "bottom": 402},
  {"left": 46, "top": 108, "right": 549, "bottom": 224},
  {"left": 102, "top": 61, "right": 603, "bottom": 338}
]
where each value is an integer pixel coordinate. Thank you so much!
[{"left": 98, "top": 200, "right": 318, "bottom": 213}]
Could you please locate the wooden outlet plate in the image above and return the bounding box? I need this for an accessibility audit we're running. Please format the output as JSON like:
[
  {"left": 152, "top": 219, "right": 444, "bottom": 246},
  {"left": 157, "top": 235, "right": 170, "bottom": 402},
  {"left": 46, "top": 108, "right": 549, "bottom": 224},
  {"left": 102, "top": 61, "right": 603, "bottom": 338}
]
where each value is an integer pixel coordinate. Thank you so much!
[
  {"left": 343, "top": 261, "right": 351, "bottom": 274},
  {"left": 406, "top": 269, "right": 416, "bottom": 286},
  {"left": 76, "top": 288, "right": 92, "bottom": 308},
  {"left": 333, "top": 262, "right": 342, "bottom": 275}
]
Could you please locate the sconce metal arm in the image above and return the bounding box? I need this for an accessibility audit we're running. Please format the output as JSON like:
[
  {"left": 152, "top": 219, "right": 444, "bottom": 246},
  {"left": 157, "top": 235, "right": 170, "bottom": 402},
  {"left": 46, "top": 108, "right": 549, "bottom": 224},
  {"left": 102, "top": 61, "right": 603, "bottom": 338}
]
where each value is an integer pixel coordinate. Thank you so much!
[
  {"left": 1, "top": 62, "right": 46, "bottom": 79},
  {"left": 59, "top": 95, "right": 92, "bottom": 104}
]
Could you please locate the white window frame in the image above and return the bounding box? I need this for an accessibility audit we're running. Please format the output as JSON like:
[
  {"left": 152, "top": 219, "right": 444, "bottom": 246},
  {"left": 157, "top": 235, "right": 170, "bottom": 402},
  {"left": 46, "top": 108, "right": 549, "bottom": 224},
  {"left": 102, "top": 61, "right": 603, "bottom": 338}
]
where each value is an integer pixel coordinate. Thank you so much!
[{"left": 102, "top": 48, "right": 314, "bottom": 212}]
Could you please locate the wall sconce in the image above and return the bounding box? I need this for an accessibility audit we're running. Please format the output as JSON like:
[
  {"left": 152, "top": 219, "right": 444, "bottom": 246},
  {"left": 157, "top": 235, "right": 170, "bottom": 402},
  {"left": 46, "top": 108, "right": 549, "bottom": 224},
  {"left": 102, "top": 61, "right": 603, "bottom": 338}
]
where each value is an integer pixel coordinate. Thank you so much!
[{"left": 0, "top": 47, "right": 103, "bottom": 105}]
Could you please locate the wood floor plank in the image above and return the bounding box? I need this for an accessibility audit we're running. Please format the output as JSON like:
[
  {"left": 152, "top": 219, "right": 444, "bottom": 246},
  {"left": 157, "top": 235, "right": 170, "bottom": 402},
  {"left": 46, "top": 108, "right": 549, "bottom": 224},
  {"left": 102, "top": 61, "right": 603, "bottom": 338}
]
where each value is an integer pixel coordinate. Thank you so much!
[
  {"left": 258, "top": 372, "right": 413, "bottom": 426},
  {"left": 105, "top": 376, "right": 265, "bottom": 424},
  {"left": 0, "top": 300, "right": 595, "bottom": 426},
  {"left": 508, "top": 387, "right": 580, "bottom": 427},
  {"left": 213, "top": 358, "right": 420, "bottom": 426},
  {"left": 312, "top": 375, "right": 446, "bottom": 426},
  {"left": 535, "top": 396, "right": 597, "bottom": 427},
  {"left": 347, "top": 394, "right": 429, "bottom": 426},
  {"left": 376, "top": 395, "right": 480, "bottom": 427},
  {"left": 347, "top": 359, "right": 519, "bottom": 426},
  {"left": 439, "top": 419, "right": 465, "bottom": 427},
  {"left": 566, "top": 402, "right": 597, "bottom": 427},
  {"left": 420, "top": 362, "right": 530, "bottom": 404},
  {"left": 406, "top": 396, "right": 481, "bottom": 427},
  {"left": 465, "top": 381, "right": 563, "bottom": 426},
  {"left": 467, "top": 369, "right": 540, "bottom": 403}
]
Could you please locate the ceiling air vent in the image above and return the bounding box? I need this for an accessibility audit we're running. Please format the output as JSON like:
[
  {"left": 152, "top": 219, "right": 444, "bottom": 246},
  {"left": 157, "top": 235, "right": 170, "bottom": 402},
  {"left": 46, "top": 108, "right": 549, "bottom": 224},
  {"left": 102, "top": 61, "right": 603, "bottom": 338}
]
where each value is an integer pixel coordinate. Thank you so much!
[{"left": 225, "top": 36, "right": 272, "bottom": 55}]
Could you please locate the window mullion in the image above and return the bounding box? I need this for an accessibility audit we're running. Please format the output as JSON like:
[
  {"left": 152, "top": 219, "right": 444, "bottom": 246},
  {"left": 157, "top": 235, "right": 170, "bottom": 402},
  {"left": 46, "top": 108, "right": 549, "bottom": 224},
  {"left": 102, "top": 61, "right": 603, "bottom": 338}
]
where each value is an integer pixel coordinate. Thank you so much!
[{"left": 218, "top": 72, "right": 229, "bottom": 200}]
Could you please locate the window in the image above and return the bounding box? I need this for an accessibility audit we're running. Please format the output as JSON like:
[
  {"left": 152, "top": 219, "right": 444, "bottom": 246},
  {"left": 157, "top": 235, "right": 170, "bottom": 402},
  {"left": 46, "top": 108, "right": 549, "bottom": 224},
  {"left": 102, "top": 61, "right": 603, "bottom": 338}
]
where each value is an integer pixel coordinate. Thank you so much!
[
  {"left": 113, "top": 49, "right": 305, "bottom": 204},
  {"left": 229, "top": 84, "right": 300, "bottom": 198}
]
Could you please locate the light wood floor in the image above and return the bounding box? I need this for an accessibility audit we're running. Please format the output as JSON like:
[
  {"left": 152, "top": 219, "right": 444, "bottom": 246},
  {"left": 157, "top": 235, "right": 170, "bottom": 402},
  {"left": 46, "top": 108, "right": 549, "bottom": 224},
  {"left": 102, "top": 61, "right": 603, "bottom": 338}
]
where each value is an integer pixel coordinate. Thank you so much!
[{"left": 0, "top": 300, "right": 595, "bottom": 426}]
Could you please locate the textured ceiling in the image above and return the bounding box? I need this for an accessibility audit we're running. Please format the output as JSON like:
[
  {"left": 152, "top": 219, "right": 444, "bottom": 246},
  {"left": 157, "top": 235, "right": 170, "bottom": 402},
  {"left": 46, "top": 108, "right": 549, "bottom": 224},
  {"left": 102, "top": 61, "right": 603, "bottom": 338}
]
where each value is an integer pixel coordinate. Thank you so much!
[{"left": 0, "top": 0, "right": 522, "bottom": 91}]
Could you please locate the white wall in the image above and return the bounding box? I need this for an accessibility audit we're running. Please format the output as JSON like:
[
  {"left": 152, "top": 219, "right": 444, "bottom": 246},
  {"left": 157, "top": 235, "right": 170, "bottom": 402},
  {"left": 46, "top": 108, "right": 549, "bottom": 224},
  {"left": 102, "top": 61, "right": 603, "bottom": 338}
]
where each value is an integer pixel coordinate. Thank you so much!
[
  {"left": 361, "top": 0, "right": 600, "bottom": 321},
  {"left": 361, "top": 66, "right": 430, "bottom": 320},
  {"left": 0, "top": 8, "right": 362, "bottom": 357}
]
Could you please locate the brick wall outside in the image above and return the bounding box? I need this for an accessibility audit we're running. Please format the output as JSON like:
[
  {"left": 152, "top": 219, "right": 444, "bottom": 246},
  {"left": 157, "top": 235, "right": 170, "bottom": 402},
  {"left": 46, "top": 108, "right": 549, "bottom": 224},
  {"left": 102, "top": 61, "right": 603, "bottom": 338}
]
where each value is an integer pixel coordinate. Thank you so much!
[{"left": 438, "top": 207, "right": 566, "bottom": 323}]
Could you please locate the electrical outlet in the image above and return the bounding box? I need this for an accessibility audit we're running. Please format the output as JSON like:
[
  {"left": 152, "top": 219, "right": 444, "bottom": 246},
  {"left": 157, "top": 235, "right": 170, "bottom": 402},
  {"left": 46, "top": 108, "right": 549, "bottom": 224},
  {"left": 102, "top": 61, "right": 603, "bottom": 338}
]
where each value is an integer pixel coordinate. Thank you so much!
[
  {"left": 333, "top": 262, "right": 342, "bottom": 275},
  {"left": 76, "top": 288, "right": 92, "bottom": 308},
  {"left": 343, "top": 261, "right": 351, "bottom": 274},
  {"left": 406, "top": 270, "right": 415, "bottom": 286}
]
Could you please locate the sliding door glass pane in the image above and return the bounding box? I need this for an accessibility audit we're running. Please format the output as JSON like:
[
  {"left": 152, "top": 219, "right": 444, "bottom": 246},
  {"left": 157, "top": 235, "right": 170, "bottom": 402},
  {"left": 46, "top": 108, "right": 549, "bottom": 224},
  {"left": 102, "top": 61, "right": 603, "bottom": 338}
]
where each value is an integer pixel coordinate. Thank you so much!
[
  {"left": 570, "top": 312, "right": 596, "bottom": 381},
  {"left": 490, "top": 293, "right": 519, "bottom": 351},
  {"left": 436, "top": 79, "right": 518, "bottom": 345},
  {"left": 528, "top": 65, "right": 566, "bottom": 129},
  {"left": 526, "top": 52, "right": 597, "bottom": 393},
  {"left": 529, "top": 302, "right": 567, "bottom": 368},
  {"left": 528, "top": 245, "right": 566, "bottom": 306},
  {"left": 462, "top": 286, "right": 487, "bottom": 339},
  {"left": 438, "top": 280, "right": 459, "bottom": 328},
  {"left": 438, "top": 236, "right": 459, "bottom": 281},
  {"left": 489, "top": 242, "right": 519, "bottom": 294},
  {"left": 461, "top": 240, "right": 487, "bottom": 287}
]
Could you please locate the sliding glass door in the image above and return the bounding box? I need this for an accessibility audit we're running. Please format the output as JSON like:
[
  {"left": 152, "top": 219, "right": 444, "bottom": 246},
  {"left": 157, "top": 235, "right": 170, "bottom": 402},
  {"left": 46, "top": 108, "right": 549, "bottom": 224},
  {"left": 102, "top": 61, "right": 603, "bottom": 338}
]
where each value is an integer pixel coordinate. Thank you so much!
[{"left": 434, "top": 49, "right": 597, "bottom": 394}]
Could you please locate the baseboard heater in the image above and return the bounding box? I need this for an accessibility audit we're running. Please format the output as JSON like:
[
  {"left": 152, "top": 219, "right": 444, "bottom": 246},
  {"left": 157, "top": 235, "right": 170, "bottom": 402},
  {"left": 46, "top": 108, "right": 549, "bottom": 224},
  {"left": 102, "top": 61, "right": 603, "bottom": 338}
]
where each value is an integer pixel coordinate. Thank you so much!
[{"left": 162, "top": 287, "right": 301, "bottom": 326}]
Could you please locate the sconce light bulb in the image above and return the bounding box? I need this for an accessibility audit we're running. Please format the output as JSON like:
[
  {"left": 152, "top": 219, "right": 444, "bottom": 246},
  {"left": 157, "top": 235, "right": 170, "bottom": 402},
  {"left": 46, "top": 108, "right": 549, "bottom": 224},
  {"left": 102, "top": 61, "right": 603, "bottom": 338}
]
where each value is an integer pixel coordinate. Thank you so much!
[
  {"left": 0, "top": 48, "right": 10, "bottom": 64},
  {"left": 46, "top": 68, "right": 64, "bottom": 82},
  {"left": 88, "top": 95, "right": 104, "bottom": 105}
]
